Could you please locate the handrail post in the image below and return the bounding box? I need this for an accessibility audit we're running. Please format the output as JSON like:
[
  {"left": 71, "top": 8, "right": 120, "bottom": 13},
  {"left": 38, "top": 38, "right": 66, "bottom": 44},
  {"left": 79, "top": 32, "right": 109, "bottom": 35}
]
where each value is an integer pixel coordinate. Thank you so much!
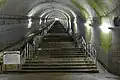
[
  {"left": 85, "top": 43, "right": 87, "bottom": 57},
  {"left": 95, "top": 49, "right": 97, "bottom": 66}
]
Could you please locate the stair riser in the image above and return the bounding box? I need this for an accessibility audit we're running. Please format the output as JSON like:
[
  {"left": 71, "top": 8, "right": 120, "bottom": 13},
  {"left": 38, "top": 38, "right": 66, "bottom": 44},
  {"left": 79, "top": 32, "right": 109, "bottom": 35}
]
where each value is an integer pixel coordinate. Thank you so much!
[
  {"left": 14, "top": 70, "right": 99, "bottom": 73},
  {"left": 23, "top": 64, "right": 96, "bottom": 66},
  {"left": 44, "top": 36, "right": 72, "bottom": 38},
  {"left": 43, "top": 38, "right": 74, "bottom": 42},
  {"left": 39, "top": 43, "right": 75, "bottom": 48},
  {"left": 22, "top": 67, "right": 97, "bottom": 70},
  {"left": 27, "top": 57, "right": 87, "bottom": 61},
  {"left": 50, "top": 56, "right": 86, "bottom": 58},
  {"left": 40, "top": 47, "right": 82, "bottom": 49},
  {"left": 25, "top": 61, "right": 93, "bottom": 63},
  {"left": 37, "top": 51, "right": 84, "bottom": 54},
  {"left": 49, "top": 53, "right": 85, "bottom": 55}
]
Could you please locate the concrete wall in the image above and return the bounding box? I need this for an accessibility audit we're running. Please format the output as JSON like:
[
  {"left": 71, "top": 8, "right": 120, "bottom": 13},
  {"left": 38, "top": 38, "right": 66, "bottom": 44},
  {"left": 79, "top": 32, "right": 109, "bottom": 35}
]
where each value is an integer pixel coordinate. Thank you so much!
[
  {"left": 90, "top": 17, "right": 120, "bottom": 75},
  {"left": 0, "top": 21, "right": 40, "bottom": 50},
  {"left": 108, "top": 28, "right": 120, "bottom": 75}
]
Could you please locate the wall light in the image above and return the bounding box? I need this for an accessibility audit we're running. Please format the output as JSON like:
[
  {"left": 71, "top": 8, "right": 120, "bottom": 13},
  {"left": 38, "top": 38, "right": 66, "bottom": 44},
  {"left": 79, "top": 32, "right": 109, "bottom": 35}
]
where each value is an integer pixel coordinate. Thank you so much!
[
  {"left": 73, "top": 17, "right": 78, "bottom": 33},
  {"left": 84, "top": 20, "right": 92, "bottom": 30},
  {"left": 39, "top": 19, "right": 42, "bottom": 25},
  {"left": 55, "top": 18, "right": 59, "bottom": 21},
  {"left": 100, "top": 23, "right": 111, "bottom": 33},
  {"left": 28, "top": 18, "right": 32, "bottom": 28}
]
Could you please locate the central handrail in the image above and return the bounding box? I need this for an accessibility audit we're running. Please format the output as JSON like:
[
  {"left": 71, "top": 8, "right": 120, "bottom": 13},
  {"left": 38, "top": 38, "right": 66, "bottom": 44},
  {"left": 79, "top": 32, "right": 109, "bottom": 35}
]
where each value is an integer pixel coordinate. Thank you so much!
[
  {"left": 20, "top": 21, "right": 56, "bottom": 64},
  {"left": 0, "top": 21, "right": 56, "bottom": 72}
]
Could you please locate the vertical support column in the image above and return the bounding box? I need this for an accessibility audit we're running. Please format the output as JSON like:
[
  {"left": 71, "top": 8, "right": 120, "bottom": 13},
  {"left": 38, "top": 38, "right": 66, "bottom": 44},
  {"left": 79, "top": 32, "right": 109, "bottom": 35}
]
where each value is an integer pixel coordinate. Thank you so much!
[
  {"left": 91, "top": 17, "right": 101, "bottom": 45},
  {"left": 91, "top": 17, "right": 101, "bottom": 61},
  {"left": 28, "top": 44, "right": 30, "bottom": 59},
  {"left": 26, "top": 44, "right": 28, "bottom": 59}
]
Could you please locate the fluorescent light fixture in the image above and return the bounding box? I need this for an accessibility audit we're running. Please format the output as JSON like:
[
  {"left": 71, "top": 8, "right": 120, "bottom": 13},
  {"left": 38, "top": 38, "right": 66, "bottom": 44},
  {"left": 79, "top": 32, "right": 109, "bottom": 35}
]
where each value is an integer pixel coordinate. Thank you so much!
[
  {"left": 28, "top": 18, "right": 32, "bottom": 28},
  {"left": 28, "top": 33, "right": 34, "bottom": 37},
  {"left": 100, "top": 23, "right": 111, "bottom": 33},
  {"left": 84, "top": 20, "right": 91, "bottom": 30},
  {"left": 55, "top": 18, "right": 59, "bottom": 21},
  {"left": 74, "top": 18, "right": 78, "bottom": 33},
  {"left": 39, "top": 19, "right": 42, "bottom": 24}
]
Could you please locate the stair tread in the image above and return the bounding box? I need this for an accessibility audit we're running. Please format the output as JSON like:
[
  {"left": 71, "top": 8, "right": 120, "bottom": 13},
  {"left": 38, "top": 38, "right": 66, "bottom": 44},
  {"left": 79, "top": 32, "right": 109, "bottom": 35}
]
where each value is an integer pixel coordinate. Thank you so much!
[
  {"left": 38, "top": 48, "right": 82, "bottom": 50},
  {"left": 49, "top": 53, "right": 85, "bottom": 55},
  {"left": 23, "top": 63, "right": 96, "bottom": 66},
  {"left": 50, "top": 57, "right": 86, "bottom": 58},
  {"left": 41, "top": 42, "right": 74, "bottom": 43},
  {"left": 26, "top": 60, "right": 92, "bottom": 62},
  {"left": 19, "top": 69, "right": 99, "bottom": 73},
  {"left": 50, "top": 55, "right": 86, "bottom": 57},
  {"left": 27, "top": 58, "right": 88, "bottom": 60},
  {"left": 22, "top": 66, "right": 97, "bottom": 69}
]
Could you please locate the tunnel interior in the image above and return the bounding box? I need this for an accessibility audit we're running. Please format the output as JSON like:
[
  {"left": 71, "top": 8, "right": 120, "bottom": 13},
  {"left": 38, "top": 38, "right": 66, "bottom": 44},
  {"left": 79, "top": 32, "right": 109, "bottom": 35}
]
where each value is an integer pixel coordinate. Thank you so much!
[{"left": 0, "top": 0, "right": 120, "bottom": 75}]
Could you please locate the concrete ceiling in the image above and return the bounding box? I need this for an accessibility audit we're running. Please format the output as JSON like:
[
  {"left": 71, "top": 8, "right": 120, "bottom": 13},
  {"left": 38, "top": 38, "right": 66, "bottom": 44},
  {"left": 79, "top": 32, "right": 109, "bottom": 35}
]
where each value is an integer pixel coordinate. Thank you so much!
[{"left": 0, "top": 0, "right": 119, "bottom": 19}]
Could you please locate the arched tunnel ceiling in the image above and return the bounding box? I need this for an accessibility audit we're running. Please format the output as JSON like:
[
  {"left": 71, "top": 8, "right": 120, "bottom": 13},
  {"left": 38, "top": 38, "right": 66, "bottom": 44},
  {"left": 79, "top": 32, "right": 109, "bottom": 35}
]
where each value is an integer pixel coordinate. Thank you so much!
[
  {"left": 44, "top": 11, "right": 68, "bottom": 20},
  {"left": 27, "top": 3, "right": 75, "bottom": 18},
  {"left": 0, "top": 0, "right": 119, "bottom": 19}
]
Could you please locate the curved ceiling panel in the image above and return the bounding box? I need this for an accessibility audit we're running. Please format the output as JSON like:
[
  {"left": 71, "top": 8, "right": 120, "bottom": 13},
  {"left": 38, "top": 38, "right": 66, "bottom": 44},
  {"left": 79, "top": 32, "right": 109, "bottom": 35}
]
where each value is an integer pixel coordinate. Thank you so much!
[
  {"left": 45, "top": 11, "right": 68, "bottom": 20},
  {"left": 27, "top": 2, "right": 77, "bottom": 18},
  {"left": 40, "top": 9, "right": 70, "bottom": 20}
]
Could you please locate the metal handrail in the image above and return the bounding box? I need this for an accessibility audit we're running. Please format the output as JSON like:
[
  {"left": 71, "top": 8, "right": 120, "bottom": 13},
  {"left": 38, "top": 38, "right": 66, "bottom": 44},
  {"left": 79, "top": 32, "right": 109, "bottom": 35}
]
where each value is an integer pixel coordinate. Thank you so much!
[
  {"left": 0, "top": 21, "right": 55, "bottom": 52},
  {"left": 0, "top": 21, "right": 56, "bottom": 72},
  {"left": 72, "top": 34, "right": 97, "bottom": 64},
  {"left": 81, "top": 37, "right": 97, "bottom": 64},
  {"left": 20, "top": 21, "right": 56, "bottom": 64}
]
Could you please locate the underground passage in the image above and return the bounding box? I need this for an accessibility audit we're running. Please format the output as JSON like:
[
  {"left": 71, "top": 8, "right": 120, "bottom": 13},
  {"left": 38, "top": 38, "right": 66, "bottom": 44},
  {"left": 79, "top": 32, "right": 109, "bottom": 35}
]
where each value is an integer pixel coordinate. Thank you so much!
[{"left": 0, "top": 0, "right": 120, "bottom": 80}]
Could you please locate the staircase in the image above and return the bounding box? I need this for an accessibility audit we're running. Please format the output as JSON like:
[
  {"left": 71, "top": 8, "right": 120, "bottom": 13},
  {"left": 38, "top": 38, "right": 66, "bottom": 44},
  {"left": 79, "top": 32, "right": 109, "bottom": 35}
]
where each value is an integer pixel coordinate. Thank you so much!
[{"left": 21, "top": 21, "right": 99, "bottom": 73}]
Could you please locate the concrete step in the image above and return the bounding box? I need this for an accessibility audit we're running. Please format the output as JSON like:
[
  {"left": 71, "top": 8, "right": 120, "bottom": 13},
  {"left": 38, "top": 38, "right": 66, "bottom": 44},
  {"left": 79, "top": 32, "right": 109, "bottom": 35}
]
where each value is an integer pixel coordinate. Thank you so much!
[
  {"left": 26, "top": 57, "right": 88, "bottom": 61},
  {"left": 43, "top": 35, "right": 74, "bottom": 42},
  {"left": 38, "top": 54, "right": 86, "bottom": 57},
  {"left": 45, "top": 33, "right": 69, "bottom": 37},
  {"left": 38, "top": 48, "right": 83, "bottom": 52},
  {"left": 50, "top": 55, "right": 86, "bottom": 58},
  {"left": 17, "top": 69, "right": 99, "bottom": 73},
  {"left": 40, "top": 53, "right": 86, "bottom": 56},
  {"left": 49, "top": 52, "right": 85, "bottom": 55},
  {"left": 39, "top": 42, "right": 76, "bottom": 48},
  {"left": 43, "top": 38, "right": 74, "bottom": 42},
  {"left": 22, "top": 66, "right": 97, "bottom": 70},
  {"left": 50, "top": 56, "right": 87, "bottom": 58},
  {"left": 23, "top": 63, "right": 96, "bottom": 66},
  {"left": 25, "top": 60, "right": 93, "bottom": 63},
  {"left": 37, "top": 51, "right": 84, "bottom": 54},
  {"left": 33, "top": 54, "right": 86, "bottom": 58}
]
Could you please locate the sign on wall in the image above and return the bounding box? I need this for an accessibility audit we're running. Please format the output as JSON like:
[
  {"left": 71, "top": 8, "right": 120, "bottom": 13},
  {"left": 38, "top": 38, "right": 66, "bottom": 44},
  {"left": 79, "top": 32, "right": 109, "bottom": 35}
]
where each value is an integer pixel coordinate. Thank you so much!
[{"left": 3, "top": 51, "right": 20, "bottom": 64}]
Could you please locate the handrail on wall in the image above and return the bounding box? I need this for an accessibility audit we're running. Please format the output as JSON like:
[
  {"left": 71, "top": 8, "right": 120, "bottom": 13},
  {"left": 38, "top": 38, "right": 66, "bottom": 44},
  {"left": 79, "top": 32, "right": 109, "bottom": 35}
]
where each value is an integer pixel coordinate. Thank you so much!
[
  {"left": 20, "top": 21, "right": 56, "bottom": 65},
  {"left": 73, "top": 34, "right": 97, "bottom": 65},
  {"left": 81, "top": 37, "right": 97, "bottom": 64}
]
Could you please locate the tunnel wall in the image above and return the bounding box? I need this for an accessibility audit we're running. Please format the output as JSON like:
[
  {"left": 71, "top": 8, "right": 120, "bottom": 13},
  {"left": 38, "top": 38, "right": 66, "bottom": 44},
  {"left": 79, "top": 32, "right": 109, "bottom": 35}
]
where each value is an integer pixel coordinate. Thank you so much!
[
  {"left": 77, "top": 17, "right": 85, "bottom": 37},
  {"left": 90, "top": 16, "right": 120, "bottom": 75},
  {"left": 0, "top": 19, "right": 43, "bottom": 50}
]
